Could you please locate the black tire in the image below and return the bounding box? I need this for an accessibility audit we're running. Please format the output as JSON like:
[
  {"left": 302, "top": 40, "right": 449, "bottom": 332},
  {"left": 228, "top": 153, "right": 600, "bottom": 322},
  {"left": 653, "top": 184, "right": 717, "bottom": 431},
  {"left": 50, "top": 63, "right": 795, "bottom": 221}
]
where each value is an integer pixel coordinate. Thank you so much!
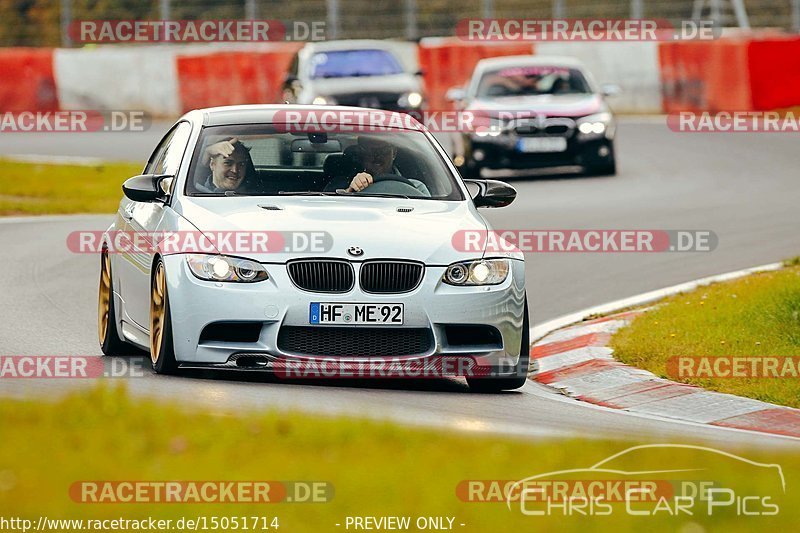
[
  {"left": 150, "top": 260, "right": 179, "bottom": 374},
  {"left": 98, "top": 250, "right": 132, "bottom": 356},
  {"left": 467, "top": 298, "right": 530, "bottom": 393}
]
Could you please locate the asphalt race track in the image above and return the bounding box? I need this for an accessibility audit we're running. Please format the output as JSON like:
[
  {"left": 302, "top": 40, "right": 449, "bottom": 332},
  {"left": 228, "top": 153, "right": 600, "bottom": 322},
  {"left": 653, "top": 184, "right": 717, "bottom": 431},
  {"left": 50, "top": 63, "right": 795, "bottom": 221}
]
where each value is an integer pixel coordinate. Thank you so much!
[{"left": 2, "top": 118, "right": 799, "bottom": 448}]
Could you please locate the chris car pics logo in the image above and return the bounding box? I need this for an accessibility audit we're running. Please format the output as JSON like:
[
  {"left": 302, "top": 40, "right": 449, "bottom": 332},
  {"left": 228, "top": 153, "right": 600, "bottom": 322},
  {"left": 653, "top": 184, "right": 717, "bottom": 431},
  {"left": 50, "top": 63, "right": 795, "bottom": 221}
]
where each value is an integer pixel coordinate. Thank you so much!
[{"left": 503, "top": 444, "right": 783, "bottom": 517}]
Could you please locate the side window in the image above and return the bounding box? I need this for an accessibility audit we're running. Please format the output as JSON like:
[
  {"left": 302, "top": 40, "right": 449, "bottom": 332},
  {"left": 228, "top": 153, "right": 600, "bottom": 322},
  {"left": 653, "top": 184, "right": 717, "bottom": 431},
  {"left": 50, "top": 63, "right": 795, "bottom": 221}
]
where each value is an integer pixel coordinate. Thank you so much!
[
  {"left": 144, "top": 122, "right": 192, "bottom": 176},
  {"left": 144, "top": 128, "right": 173, "bottom": 175}
]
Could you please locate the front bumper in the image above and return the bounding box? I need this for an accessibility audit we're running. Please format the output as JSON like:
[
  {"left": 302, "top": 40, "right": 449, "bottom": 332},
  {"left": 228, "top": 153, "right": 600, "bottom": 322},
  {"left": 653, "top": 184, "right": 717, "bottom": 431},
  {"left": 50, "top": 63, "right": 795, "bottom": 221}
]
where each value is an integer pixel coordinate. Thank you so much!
[
  {"left": 162, "top": 255, "right": 526, "bottom": 374},
  {"left": 322, "top": 92, "right": 425, "bottom": 113},
  {"left": 463, "top": 130, "right": 614, "bottom": 171}
]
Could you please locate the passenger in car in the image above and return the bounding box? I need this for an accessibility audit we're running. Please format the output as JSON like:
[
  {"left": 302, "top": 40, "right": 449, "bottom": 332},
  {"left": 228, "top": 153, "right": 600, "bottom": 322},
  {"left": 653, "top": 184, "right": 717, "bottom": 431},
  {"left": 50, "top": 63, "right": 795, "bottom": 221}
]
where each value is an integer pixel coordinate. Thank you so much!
[{"left": 196, "top": 137, "right": 254, "bottom": 193}]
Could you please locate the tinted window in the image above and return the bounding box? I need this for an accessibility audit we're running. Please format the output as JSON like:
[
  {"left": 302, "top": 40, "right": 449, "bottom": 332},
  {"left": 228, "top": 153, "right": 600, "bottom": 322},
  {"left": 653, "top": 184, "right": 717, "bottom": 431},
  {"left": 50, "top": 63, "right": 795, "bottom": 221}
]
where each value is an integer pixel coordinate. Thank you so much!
[
  {"left": 310, "top": 50, "right": 404, "bottom": 79},
  {"left": 477, "top": 66, "right": 591, "bottom": 98},
  {"left": 186, "top": 125, "right": 463, "bottom": 201},
  {"left": 145, "top": 122, "right": 192, "bottom": 175}
]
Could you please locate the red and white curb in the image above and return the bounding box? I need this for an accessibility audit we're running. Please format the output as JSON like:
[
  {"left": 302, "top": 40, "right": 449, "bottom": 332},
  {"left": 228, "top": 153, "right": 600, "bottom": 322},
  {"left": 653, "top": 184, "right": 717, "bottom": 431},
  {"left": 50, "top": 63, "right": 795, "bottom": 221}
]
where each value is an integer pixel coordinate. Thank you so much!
[{"left": 528, "top": 262, "right": 800, "bottom": 440}]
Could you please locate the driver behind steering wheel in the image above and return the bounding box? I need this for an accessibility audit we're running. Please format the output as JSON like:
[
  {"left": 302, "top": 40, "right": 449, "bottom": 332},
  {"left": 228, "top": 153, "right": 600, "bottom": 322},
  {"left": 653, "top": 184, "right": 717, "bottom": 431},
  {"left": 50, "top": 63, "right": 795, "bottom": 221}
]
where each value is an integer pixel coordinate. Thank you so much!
[{"left": 347, "top": 137, "right": 431, "bottom": 196}]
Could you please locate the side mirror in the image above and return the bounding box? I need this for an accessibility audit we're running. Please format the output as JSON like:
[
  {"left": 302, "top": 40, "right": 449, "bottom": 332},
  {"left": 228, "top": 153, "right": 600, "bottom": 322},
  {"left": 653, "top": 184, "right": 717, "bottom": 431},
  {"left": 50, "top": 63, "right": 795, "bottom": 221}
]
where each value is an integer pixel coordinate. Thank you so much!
[
  {"left": 445, "top": 86, "right": 466, "bottom": 102},
  {"left": 415, "top": 69, "right": 425, "bottom": 77},
  {"left": 122, "top": 174, "right": 173, "bottom": 203},
  {"left": 465, "top": 179, "right": 516, "bottom": 208},
  {"left": 601, "top": 83, "right": 621, "bottom": 97}
]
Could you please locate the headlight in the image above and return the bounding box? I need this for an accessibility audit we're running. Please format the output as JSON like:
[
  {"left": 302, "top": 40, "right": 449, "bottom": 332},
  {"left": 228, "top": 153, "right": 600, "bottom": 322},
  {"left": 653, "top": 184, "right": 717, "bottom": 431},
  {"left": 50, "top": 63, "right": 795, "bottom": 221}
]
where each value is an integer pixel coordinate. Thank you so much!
[
  {"left": 443, "top": 259, "right": 510, "bottom": 286},
  {"left": 186, "top": 254, "right": 269, "bottom": 283},
  {"left": 474, "top": 116, "right": 504, "bottom": 137},
  {"left": 398, "top": 91, "right": 423, "bottom": 108},
  {"left": 312, "top": 96, "right": 335, "bottom": 105},
  {"left": 576, "top": 112, "right": 613, "bottom": 138}
]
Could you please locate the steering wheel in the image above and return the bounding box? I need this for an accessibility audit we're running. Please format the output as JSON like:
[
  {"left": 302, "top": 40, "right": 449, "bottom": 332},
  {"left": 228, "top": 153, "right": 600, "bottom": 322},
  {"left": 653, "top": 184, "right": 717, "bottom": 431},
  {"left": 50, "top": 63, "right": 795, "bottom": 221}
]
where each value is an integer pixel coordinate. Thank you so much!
[
  {"left": 369, "top": 173, "right": 416, "bottom": 187},
  {"left": 360, "top": 173, "right": 424, "bottom": 196}
]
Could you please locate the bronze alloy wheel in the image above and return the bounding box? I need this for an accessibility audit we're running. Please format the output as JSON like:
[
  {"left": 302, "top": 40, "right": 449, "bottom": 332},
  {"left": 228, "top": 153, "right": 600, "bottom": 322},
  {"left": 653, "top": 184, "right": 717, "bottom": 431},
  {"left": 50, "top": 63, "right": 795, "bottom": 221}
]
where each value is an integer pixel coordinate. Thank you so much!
[
  {"left": 150, "top": 262, "right": 167, "bottom": 365},
  {"left": 98, "top": 250, "right": 112, "bottom": 343}
]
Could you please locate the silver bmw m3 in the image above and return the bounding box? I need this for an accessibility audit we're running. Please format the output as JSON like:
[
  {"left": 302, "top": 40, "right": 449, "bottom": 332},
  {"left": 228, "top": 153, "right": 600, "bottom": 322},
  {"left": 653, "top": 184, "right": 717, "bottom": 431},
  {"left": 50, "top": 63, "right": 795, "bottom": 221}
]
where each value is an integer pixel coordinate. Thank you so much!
[{"left": 98, "top": 105, "right": 528, "bottom": 391}]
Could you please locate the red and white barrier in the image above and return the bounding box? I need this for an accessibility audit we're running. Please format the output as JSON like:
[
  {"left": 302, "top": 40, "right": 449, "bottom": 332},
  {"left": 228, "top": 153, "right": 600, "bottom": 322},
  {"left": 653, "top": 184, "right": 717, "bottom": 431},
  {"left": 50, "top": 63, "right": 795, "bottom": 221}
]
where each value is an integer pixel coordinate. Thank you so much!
[
  {"left": 418, "top": 37, "right": 535, "bottom": 111},
  {"left": 54, "top": 46, "right": 181, "bottom": 116},
  {"left": 2, "top": 33, "right": 800, "bottom": 117},
  {"left": 0, "top": 48, "right": 59, "bottom": 112},
  {"left": 535, "top": 41, "right": 662, "bottom": 113},
  {"left": 175, "top": 44, "right": 301, "bottom": 113}
]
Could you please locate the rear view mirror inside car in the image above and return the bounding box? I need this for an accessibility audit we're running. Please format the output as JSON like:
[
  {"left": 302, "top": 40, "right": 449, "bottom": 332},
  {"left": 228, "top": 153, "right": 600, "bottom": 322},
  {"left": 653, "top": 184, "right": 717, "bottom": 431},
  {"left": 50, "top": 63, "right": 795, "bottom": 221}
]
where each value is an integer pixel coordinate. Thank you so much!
[{"left": 291, "top": 138, "right": 343, "bottom": 153}]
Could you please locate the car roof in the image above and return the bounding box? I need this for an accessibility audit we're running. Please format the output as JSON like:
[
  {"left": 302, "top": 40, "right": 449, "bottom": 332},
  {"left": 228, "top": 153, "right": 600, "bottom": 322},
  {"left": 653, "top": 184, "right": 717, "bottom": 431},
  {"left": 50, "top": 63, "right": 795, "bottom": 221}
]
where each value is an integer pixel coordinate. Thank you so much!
[
  {"left": 186, "top": 104, "right": 424, "bottom": 131},
  {"left": 475, "top": 55, "right": 588, "bottom": 71}
]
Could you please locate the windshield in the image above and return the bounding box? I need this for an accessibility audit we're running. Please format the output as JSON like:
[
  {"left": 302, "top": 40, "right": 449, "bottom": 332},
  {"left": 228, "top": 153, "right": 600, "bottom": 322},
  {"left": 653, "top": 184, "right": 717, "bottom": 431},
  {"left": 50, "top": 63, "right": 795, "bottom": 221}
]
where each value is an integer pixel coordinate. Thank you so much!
[
  {"left": 310, "top": 49, "right": 404, "bottom": 79},
  {"left": 186, "top": 125, "right": 463, "bottom": 201},
  {"left": 476, "top": 66, "right": 592, "bottom": 98}
]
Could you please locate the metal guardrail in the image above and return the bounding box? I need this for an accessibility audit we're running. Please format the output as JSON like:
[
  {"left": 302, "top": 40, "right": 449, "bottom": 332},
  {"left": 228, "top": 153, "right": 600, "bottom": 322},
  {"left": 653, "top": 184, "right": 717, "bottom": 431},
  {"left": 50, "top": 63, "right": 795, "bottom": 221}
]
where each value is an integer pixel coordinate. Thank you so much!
[{"left": 3, "top": 0, "right": 799, "bottom": 47}]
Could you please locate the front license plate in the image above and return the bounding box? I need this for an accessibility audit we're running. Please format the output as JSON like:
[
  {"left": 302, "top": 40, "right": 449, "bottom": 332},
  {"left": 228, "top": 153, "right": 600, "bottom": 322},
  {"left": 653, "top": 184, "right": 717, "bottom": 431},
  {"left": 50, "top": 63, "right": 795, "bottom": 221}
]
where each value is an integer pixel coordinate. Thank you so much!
[
  {"left": 309, "top": 303, "right": 404, "bottom": 325},
  {"left": 516, "top": 137, "right": 568, "bottom": 153}
]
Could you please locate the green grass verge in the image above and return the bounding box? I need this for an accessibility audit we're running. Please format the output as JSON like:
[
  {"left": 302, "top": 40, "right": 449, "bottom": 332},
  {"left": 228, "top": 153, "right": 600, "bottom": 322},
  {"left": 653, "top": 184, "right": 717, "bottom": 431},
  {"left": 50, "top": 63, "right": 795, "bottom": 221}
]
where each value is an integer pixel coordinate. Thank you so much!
[
  {"left": 0, "top": 385, "right": 798, "bottom": 531},
  {"left": 0, "top": 159, "right": 139, "bottom": 215},
  {"left": 612, "top": 265, "right": 800, "bottom": 408}
]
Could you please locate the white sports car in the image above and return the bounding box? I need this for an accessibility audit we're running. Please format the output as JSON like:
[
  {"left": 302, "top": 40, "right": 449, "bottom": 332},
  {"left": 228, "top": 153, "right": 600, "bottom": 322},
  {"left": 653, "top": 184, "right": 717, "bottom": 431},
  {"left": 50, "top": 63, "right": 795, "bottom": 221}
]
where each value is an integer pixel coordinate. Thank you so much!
[{"left": 98, "top": 105, "right": 528, "bottom": 391}]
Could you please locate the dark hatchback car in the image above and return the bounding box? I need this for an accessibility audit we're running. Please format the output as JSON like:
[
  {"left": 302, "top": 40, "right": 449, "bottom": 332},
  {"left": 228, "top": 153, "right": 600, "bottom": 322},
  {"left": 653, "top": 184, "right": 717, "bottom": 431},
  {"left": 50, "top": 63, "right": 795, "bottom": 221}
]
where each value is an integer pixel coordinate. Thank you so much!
[
  {"left": 282, "top": 39, "right": 425, "bottom": 112},
  {"left": 448, "top": 55, "right": 619, "bottom": 177}
]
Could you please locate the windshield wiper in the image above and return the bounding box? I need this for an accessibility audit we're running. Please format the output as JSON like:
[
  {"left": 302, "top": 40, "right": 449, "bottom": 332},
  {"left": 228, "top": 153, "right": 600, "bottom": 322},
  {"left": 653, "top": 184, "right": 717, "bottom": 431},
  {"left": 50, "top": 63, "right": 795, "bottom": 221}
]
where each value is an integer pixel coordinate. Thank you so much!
[
  {"left": 277, "top": 191, "right": 339, "bottom": 196},
  {"left": 334, "top": 190, "right": 411, "bottom": 199}
]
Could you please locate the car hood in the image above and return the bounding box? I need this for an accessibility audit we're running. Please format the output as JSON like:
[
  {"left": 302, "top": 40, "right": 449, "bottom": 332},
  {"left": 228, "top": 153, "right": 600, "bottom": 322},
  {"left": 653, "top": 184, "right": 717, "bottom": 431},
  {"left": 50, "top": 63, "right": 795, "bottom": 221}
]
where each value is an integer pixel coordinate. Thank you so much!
[
  {"left": 310, "top": 74, "right": 420, "bottom": 96},
  {"left": 469, "top": 93, "right": 605, "bottom": 117},
  {"left": 175, "top": 196, "right": 498, "bottom": 264}
]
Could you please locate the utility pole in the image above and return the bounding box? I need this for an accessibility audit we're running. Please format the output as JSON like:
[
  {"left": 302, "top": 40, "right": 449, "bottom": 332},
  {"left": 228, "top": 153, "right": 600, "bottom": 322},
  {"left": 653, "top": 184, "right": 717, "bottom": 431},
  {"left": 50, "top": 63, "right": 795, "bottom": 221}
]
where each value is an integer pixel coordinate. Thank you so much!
[
  {"left": 553, "top": 0, "right": 565, "bottom": 19},
  {"left": 327, "top": 0, "right": 340, "bottom": 40},
  {"left": 630, "top": 0, "right": 643, "bottom": 19},
  {"left": 61, "top": 0, "right": 72, "bottom": 47},
  {"left": 160, "top": 0, "right": 170, "bottom": 20},
  {"left": 793, "top": 0, "right": 800, "bottom": 32},
  {"left": 405, "top": 0, "right": 418, "bottom": 40},
  {"left": 482, "top": 0, "right": 494, "bottom": 19},
  {"left": 245, "top": 0, "right": 257, "bottom": 20}
]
